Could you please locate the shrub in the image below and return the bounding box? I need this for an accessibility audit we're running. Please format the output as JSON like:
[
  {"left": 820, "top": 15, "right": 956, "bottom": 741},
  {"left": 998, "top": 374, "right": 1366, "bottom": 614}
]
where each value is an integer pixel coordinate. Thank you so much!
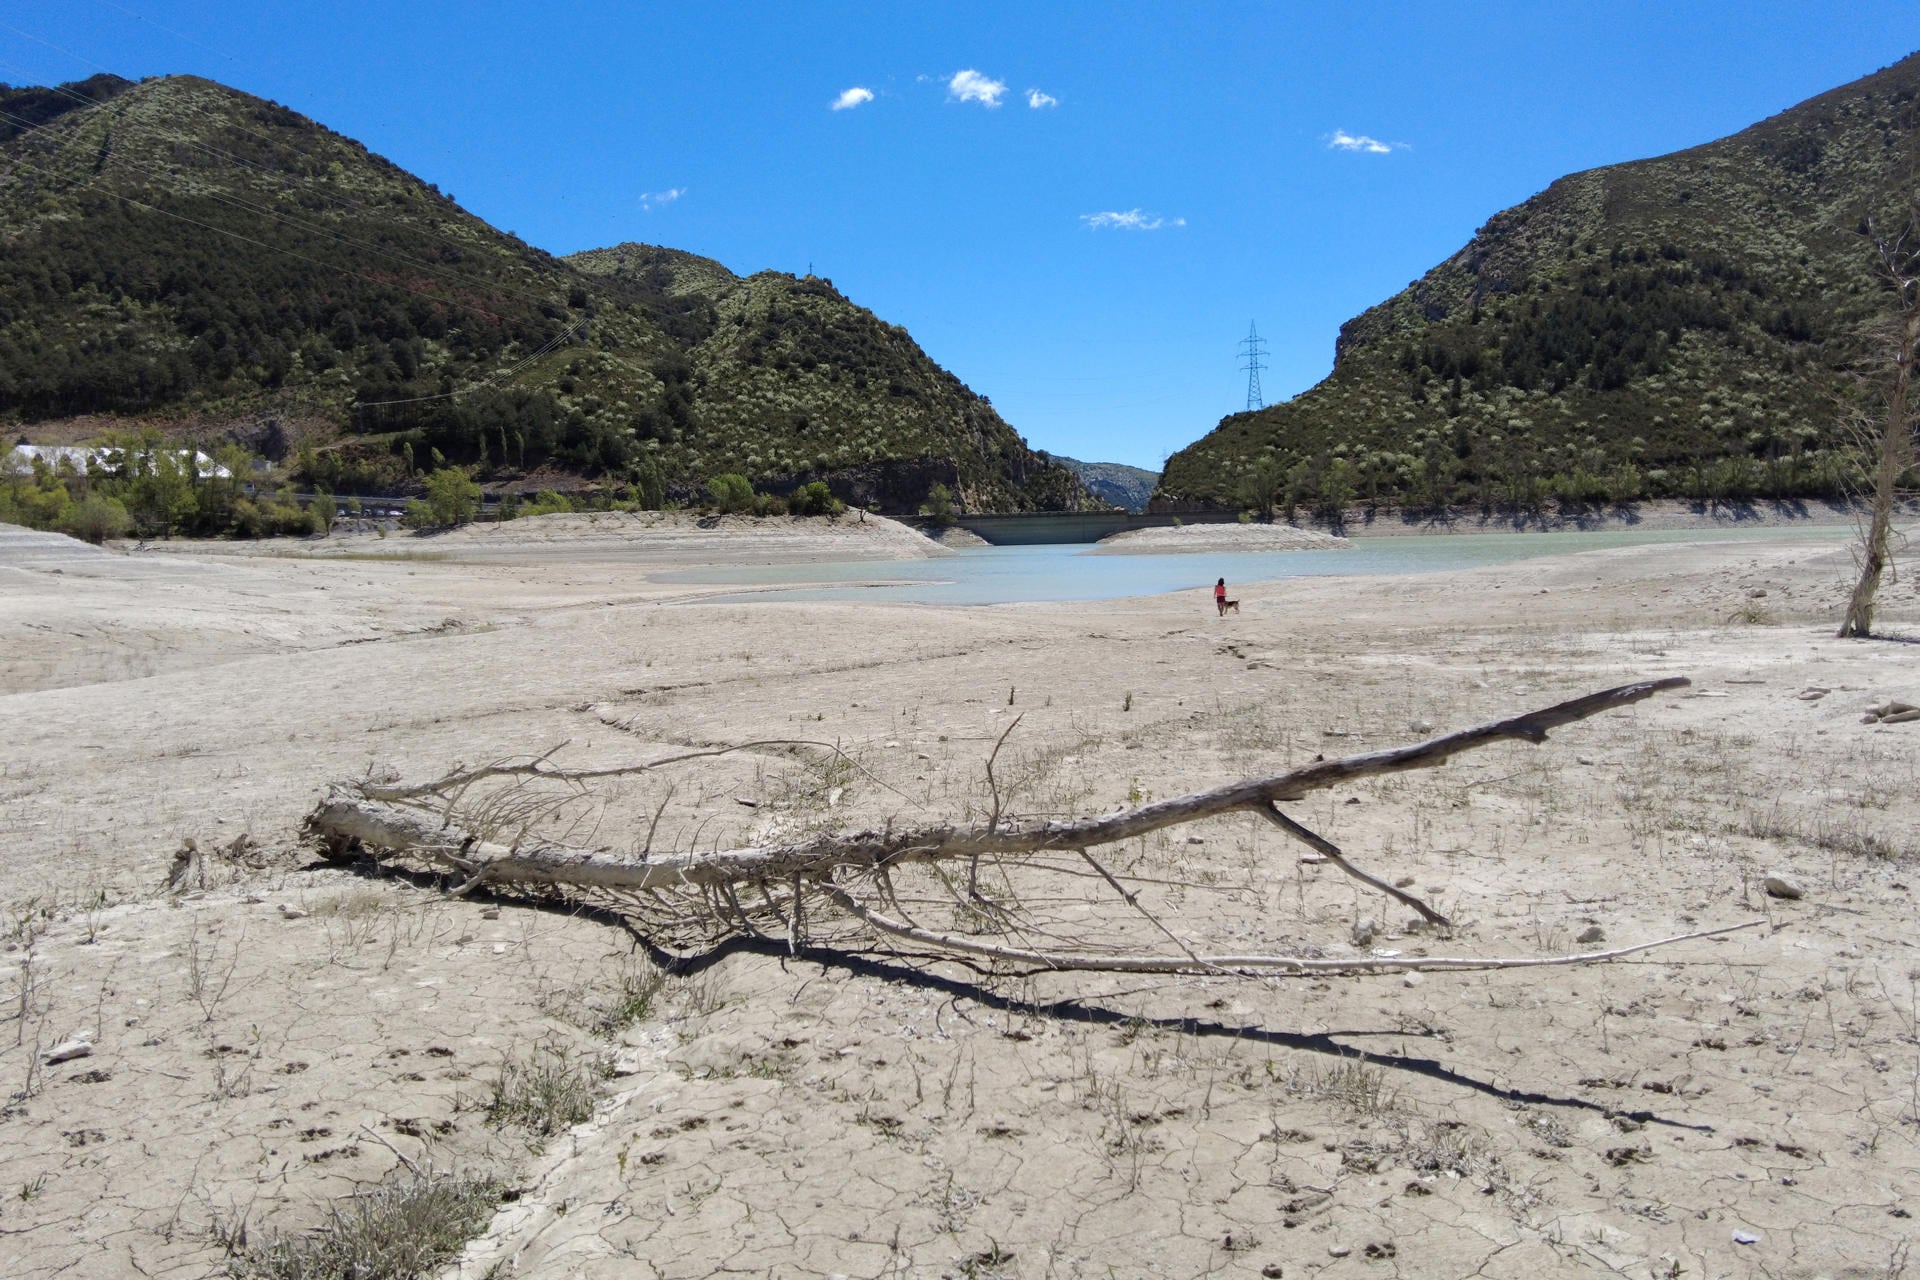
[
  {"left": 63, "top": 494, "right": 131, "bottom": 544},
  {"left": 789, "top": 480, "right": 843, "bottom": 516},
  {"left": 706, "top": 472, "right": 755, "bottom": 513}
]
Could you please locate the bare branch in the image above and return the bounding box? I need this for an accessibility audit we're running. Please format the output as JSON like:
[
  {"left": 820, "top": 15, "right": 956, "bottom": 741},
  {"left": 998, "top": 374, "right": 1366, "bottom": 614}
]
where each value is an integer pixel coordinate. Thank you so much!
[
  {"left": 820, "top": 882, "right": 1760, "bottom": 975},
  {"left": 1259, "top": 806, "right": 1450, "bottom": 927},
  {"left": 305, "top": 677, "right": 1709, "bottom": 980}
]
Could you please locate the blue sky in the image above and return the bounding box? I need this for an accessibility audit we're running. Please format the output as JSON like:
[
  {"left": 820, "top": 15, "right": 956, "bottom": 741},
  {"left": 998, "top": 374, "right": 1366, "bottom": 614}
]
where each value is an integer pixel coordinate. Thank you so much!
[{"left": 4, "top": 3, "right": 1916, "bottom": 469}]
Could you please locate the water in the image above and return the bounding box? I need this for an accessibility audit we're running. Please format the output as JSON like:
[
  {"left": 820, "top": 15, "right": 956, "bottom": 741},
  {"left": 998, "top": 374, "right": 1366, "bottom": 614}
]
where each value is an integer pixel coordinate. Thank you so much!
[{"left": 663, "top": 524, "right": 1856, "bottom": 606}]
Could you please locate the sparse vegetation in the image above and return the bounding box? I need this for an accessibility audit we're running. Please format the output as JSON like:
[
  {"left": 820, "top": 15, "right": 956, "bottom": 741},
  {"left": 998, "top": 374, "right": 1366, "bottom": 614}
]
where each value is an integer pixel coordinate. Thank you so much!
[
  {"left": 227, "top": 1168, "right": 499, "bottom": 1280},
  {"left": 482, "top": 1042, "right": 605, "bottom": 1139}
]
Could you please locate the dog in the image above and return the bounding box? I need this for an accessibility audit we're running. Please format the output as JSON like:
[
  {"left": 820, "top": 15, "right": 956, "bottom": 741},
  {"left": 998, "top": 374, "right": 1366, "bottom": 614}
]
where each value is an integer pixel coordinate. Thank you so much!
[{"left": 1217, "top": 598, "right": 1240, "bottom": 615}]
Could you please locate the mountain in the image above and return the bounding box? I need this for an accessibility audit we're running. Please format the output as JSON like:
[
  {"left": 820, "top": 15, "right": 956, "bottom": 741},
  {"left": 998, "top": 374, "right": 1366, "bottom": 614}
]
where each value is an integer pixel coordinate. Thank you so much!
[
  {"left": 1049, "top": 455, "right": 1159, "bottom": 511},
  {"left": 1158, "top": 52, "right": 1920, "bottom": 513},
  {"left": 0, "top": 74, "right": 1093, "bottom": 514}
]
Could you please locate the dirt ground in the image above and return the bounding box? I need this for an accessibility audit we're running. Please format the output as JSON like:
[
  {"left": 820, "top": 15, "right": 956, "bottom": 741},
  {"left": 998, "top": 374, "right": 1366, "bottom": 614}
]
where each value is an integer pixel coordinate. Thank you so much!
[{"left": 1, "top": 511, "right": 1917, "bottom": 1280}]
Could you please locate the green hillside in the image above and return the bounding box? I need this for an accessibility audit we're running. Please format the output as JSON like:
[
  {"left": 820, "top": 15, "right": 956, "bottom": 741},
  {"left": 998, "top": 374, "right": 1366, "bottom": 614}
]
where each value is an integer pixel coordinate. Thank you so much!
[
  {"left": 1159, "top": 52, "right": 1920, "bottom": 514},
  {"left": 0, "top": 74, "right": 1091, "bottom": 514}
]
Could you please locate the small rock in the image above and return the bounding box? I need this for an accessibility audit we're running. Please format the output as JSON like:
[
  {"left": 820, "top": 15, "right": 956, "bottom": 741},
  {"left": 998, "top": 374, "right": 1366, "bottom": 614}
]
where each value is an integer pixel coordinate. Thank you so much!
[
  {"left": 42, "top": 1038, "right": 92, "bottom": 1064},
  {"left": 609, "top": 1049, "right": 647, "bottom": 1078},
  {"left": 277, "top": 905, "right": 308, "bottom": 920},
  {"left": 1748, "top": 588, "right": 1767, "bottom": 599},
  {"left": 733, "top": 797, "right": 758, "bottom": 808},
  {"left": 480, "top": 907, "right": 500, "bottom": 920},
  {"left": 1577, "top": 926, "right": 1606, "bottom": 945},
  {"left": 1328, "top": 1245, "right": 1352, "bottom": 1258},
  {"left": 1394, "top": 875, "right": 1416, "bottom": 888},
  {"left": 1261, "top": 1266, "right": 1285, "bottom": 1279},
  {"left": 1300, "top": 854, "right": 1327, "bottom": 865},
  {"left": 1402, "top": 973, "right": 1423, "bottom": 989},
  {"left": 1351, "top": 916, "right": 1377, "bottom": 947},
  {"left": 1732, "top": 1230, "right": 1759, "bottom": 1245},
  {"left": 1763, "top": 875, "right": 1804, "bottom": 900},
  {"left": 1410, "top": 719, "right": 1434, "bottom": 734},
  {"left": 1186, "top": 836, "right": 1205, "bottom": 845}
]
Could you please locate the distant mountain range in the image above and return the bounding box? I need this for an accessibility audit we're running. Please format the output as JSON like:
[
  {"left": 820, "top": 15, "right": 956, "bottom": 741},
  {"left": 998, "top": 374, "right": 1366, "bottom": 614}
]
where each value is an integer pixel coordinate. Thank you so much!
[
  {"left": 0, "top": 74, "right": 1095, "bottom": 514},
  {"left": 1049, "top": 456, "right": 1159, "bottom": 511},
  {"left": 1159, "top": 51, "right": 1920, "bottom": 513}
]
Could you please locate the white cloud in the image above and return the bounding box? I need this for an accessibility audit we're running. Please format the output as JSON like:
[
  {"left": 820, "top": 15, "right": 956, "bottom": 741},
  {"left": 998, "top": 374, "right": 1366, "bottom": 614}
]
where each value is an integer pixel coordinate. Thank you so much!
[
  {"left": 639, "top": 187, "right": 685, "bottom": 211},
  {"left": 1027, "top": 88, "right": 1058, "bottom": 109},
  {"left": 1080, "top": 209, "right": 1186, "bottom": 231},
  {"left": 948, "top": 69, "right": 1007, "bottom": 107},
  {"left": 1327, "top": 129, "right": 1403, "bottom": 154},
  {"left": 831, "top": 86, "right": 874, "bottom": 111}
]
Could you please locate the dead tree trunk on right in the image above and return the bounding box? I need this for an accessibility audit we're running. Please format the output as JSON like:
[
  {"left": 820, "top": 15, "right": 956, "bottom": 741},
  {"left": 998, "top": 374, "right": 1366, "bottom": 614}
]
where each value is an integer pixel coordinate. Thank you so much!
[{"left": 1839, "top": 209, "right": 1920, "bottom": 639}]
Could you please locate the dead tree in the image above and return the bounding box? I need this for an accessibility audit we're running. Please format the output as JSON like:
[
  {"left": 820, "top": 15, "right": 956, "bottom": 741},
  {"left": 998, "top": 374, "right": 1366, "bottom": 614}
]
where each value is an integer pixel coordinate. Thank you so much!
[
  {"left": 1839, "top": 205, "right": 1920, "bottom": 639},
  {"left": 306, "top": 677, "right": 1757, "bottom": 976}
]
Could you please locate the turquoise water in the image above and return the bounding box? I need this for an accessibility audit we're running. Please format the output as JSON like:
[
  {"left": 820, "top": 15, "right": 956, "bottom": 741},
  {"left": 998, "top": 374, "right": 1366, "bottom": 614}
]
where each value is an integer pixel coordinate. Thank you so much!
[{"left": 664, "top": 524, "right": 1855, "bottom": 606}]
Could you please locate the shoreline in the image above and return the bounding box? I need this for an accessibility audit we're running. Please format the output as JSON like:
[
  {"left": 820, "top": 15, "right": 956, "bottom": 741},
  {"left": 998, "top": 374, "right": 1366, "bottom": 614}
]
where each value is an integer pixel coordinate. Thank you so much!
[{"left": 1271, "top": 495, "right": 1905, "bottom": 539}]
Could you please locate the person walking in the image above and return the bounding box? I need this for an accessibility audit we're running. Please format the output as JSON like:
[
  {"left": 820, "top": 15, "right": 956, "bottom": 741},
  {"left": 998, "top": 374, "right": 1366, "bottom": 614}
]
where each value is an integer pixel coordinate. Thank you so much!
[{"left": 1214, "top": 577, "right": 1228, "bottom": 617}]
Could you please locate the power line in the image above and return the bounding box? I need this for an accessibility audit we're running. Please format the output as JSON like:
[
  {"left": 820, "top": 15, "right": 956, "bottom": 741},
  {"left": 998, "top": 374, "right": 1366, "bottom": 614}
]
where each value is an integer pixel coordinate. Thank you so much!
[{"left": 1238, "top": 320, "right": 1268, "bottom": 412}]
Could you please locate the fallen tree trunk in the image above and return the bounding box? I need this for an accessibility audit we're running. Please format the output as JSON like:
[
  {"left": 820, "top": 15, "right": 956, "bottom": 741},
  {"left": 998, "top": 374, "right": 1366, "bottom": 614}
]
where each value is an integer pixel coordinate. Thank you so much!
[{"left": 306, "top": 676, "right": 1761, "bottom": 974}]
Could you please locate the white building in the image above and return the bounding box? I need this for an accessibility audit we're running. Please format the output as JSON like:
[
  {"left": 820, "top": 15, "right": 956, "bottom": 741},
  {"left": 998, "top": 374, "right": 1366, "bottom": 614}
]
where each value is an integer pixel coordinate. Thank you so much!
[{"left": 6, "top": 444, "right": 232, "bottom": 480}]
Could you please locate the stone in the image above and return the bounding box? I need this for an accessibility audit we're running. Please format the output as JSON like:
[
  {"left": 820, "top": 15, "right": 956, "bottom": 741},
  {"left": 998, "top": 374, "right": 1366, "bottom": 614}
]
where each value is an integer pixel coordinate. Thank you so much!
[
  {"left": 42, "top": 1038, "right": 92, "bottom": 1064},
  {"left": 1763, "top": 875, "right": 1804, "bottom": 900},
  {"left": 1351, "top": 916, "right": 1377, "bottom": 947},
  {"left": 1577, "top": 926, "right": 1606, "bottom": 944}
]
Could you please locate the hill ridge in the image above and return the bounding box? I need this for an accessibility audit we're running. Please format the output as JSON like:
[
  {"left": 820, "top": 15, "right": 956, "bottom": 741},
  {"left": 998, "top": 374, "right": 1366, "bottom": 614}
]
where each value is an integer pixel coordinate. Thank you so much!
[
  {"left": 1158, "top": 50, "right": 1920, "bottom": 513},
  {"left": 0, "top": 74, "right": 1095, "bottom": 515}
]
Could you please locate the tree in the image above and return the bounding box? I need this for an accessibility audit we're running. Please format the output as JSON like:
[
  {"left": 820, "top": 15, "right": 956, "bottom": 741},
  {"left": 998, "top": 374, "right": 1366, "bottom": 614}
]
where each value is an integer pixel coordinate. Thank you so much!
[
  {"left": 1234, "top": 455, "right": 1286, "bottom": 521},
  {"left": 125, "top": 446, "right": 197, "bottom": 537},
  {"left": 919, "top": 482, "right": 957, "bottom": 526},
  {"left": 1838, "top": 207, "right": 1920, "bottom": 639},
  {"left": 420, "top": 467, "right": 481, "bottom": 527}
]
